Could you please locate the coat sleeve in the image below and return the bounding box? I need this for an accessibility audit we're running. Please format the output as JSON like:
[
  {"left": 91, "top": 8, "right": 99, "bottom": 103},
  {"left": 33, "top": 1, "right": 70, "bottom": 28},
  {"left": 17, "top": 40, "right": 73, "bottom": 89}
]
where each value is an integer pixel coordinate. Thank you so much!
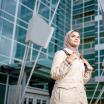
[
  {"left": 50, "top": 51, "right": 72, "bottom": 80},
  {"left": 83, "top": 65, "right": 93, "bottom": 84}
]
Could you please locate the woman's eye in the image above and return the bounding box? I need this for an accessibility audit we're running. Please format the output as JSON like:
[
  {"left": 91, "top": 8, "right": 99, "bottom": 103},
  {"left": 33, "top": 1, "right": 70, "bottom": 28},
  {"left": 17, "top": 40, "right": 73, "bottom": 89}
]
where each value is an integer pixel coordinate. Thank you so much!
[
  {"left": 77, "top": 36, "right": 80, "bottom": 38},
  {"left": 72, "top": 35, "right": 75, "bottom": 37}
]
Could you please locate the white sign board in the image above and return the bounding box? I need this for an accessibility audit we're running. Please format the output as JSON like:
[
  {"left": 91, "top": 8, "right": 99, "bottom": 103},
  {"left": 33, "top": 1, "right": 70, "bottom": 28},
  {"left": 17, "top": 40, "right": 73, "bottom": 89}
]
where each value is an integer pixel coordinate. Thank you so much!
[{"left": 26, "top": 14, "right": 54, "bottom": 48}]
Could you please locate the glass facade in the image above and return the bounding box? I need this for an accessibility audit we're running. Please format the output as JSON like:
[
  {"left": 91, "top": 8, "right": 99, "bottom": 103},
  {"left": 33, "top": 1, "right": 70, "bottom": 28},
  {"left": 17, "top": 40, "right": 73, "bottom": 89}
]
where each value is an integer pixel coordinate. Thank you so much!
[
  {"left": 73, "top": 0, "right": 104, "bottom": 103},
  {"left": 0, "top": 0, "right": 72, "bottom": 103},
  {"left": 0, "top": 0, "right": 71, "bottom": 63}
]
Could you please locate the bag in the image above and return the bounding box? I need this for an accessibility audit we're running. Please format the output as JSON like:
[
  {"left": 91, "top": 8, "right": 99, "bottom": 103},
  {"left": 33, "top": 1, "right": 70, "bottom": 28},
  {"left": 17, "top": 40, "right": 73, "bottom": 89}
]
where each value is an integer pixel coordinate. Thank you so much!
[{"left": 48, "top": 78, "right": 55, "bottom": 97}]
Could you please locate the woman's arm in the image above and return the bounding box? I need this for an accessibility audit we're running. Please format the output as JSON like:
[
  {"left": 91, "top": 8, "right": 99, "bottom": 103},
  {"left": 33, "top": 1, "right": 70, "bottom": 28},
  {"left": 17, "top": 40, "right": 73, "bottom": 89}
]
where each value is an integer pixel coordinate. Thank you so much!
[
  {"left": 82, "top": 58, "right": 93, "bottom": 84},
  {"left": 83, "top": 70, "right": 92, "bottom": 84},
  {"left": 50, "top": 51, "right": 71, "bottom": 80},
  {"left": 51, "top": 51, "right": 78, "bottom": 80}
]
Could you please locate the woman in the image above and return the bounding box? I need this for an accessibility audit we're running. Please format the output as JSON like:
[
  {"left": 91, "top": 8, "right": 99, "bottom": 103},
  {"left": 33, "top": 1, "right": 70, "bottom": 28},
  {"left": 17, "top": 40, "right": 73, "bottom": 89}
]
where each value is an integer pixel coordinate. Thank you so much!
[{"left": 50, "top": 30, "right": 93, "bottom": 104}]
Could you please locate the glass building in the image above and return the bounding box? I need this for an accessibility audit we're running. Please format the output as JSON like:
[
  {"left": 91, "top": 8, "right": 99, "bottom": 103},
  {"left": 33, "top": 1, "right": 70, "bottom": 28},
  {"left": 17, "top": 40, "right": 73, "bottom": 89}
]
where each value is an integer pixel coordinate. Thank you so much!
[{"left": 0, "top": 0, "right": 104, "bottom": 104}]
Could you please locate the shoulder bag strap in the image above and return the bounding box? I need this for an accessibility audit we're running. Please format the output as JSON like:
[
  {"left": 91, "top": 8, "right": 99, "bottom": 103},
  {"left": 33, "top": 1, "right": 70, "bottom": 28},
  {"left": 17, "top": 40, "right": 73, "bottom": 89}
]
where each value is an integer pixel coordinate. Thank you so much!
[{"left": 63, "top": 49, "right": 71, "bottom": 56}]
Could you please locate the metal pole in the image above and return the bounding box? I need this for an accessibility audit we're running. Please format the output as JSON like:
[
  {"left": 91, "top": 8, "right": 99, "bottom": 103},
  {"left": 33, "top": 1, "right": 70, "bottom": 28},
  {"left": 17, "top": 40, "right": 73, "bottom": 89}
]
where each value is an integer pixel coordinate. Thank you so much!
[
  {"left": 17, "top": 42, "right": 31, "bottom": 85},
  {"left": 20, "top": 47, "right": 42, "bottom": 104},
  {"left": 36, "top": 0, "right": 41, "bottom": 14},
  {"left": 95, "top": 85, "right": 104, "bottom": 104},
  {"left": 70, "top": 0, "right": 73, "bottom": 30},
  {"left": 9, "top": 0, "right": 19, "bottom": 64},
  {"left": 49, "top": 0, "right": 61, "bottom": 26},
  {"left": 33, "top": 0, "right": 38, "bottom": 15},
  {"left": 14, "top": 42, "right": 30, "bottom": 104},
  {"left": 89, "top": 72, "right": 104, "bottom": 104},
  {"left": 4, "top": 74, "right": 9, "bottom": 104},
  {"left": 82, "top": 0, "right": 84, "bottom": 55},
  {"left": 97, "top": 0, "right": 101, "bottom": 76}
]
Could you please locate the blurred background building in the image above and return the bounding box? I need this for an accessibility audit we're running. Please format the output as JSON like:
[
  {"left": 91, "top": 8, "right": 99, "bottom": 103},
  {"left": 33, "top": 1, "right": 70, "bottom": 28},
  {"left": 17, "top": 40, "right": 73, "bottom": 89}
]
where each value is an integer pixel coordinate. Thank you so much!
[{"left": 0, "top": 0, "right": 104, "bottom": 104}]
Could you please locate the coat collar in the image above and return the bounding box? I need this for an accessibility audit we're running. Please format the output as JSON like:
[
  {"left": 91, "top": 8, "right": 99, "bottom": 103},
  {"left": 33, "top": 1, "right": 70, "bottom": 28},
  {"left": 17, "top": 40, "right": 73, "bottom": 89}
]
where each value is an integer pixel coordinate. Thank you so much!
[{"left": 63, "top": 48, "right": 73, "bottom": 55}]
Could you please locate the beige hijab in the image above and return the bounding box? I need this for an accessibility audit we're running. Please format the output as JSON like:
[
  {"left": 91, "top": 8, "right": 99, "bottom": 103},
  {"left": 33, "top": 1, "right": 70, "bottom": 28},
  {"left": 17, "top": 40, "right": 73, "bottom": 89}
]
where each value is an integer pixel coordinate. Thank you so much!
[
  {"left": 64, "top": 30, "right": 79, "bottom": 52},
  {"left": 64, "top": 30, "right": 82, "bottom": 58}
]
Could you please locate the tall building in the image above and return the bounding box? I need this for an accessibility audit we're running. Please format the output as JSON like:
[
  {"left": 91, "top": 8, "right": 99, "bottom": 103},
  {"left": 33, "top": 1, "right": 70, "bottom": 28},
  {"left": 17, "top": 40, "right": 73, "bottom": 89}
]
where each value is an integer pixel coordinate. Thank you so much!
[
  {"left": 73, "top": 0, "right": 104, "bottom": 103},
  {"left": 0, "top": 0, "right": 104, "bottom": 104}
]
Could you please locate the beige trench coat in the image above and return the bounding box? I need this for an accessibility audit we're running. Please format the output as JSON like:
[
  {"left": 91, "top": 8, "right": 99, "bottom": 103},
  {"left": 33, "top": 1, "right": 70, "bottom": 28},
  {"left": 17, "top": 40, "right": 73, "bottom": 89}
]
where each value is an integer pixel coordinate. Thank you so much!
[{"left": 50, "top": 50, "right": 93, "bottom": 104}]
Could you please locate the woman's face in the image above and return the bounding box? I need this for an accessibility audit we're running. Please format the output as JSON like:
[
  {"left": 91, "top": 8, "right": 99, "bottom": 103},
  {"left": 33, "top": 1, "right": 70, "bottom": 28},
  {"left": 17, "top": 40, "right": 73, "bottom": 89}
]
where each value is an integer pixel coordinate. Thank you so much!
[{"left": 68, "top": 31, "right": 80, "bottom": 48}]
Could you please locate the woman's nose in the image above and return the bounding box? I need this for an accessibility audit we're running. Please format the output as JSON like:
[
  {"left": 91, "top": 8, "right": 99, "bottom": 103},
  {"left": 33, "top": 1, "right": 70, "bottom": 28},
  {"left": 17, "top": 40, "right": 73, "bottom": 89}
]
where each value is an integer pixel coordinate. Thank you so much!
[{"left": 75, "top": 37, "right": 78, "bottom": 40}]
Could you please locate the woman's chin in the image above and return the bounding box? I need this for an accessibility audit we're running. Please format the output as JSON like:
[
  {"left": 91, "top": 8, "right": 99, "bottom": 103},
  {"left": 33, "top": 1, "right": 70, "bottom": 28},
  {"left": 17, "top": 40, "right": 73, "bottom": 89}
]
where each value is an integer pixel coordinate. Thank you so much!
[{"left": 71, "top": 44, "right": 79, "bottom": 48}]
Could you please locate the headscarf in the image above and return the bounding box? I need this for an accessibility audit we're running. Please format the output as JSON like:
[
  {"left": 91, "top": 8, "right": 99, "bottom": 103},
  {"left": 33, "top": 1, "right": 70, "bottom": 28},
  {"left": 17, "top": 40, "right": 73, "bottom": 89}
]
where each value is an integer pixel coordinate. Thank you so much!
[
  {"left": 64, "top": 30, "right": 79, "bottom": 52},
  {"left": 63, "top": 30, "right": 83, "bottom": 60}
]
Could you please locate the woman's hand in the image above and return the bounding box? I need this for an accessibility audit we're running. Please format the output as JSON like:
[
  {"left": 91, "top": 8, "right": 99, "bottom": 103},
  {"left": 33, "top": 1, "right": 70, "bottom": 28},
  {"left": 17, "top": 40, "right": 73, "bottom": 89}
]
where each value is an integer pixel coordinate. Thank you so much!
[
  {"left": 65, "top": 52, "right": 79, "bottom": 64},
  {"left": 82, "top": 58, "right": 89, "bottom": 65},
  {"left": 82, "top": 58, "right": 93, "bottom": 71}
]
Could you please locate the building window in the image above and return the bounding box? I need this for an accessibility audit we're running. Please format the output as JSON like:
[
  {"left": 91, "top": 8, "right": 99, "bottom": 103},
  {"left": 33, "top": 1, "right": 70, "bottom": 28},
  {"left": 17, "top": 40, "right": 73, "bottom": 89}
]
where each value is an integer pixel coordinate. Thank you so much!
[
  {"left": 29, "top": 98, "right": 33, "bottom": 104},
  {"left": 42, "top": 100, "right": 46, "bottom": 104},
  {"left": 36, "top": 99, "right": 41, "bottom": 104}
]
